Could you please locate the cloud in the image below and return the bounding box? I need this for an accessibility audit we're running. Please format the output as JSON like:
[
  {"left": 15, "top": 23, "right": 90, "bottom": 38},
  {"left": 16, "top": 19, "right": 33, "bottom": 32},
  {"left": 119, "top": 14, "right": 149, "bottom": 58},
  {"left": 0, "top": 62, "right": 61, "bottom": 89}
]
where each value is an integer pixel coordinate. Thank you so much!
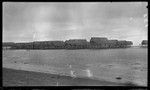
[{"left": 3, "top": 2, "right": 148, "bottom": 45}]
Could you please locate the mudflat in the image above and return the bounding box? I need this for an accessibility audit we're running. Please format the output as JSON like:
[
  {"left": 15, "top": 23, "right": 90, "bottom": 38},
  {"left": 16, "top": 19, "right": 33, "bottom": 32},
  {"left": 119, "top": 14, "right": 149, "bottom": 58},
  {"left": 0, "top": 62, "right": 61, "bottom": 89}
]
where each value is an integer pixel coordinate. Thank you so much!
[
  {"left": 3, "top": 68, "right": 136, "bottom": 86},
  {"left": 3, "top": 49, "right": 147, "bottom": 86}
]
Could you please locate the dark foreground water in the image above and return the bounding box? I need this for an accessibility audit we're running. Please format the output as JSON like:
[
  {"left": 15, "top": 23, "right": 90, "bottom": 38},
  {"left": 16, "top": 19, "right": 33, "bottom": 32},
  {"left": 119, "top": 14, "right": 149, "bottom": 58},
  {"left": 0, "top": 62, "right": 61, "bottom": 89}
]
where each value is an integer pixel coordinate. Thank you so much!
[{"left": 3, "top": 48, "right": 147, "bottom": 86}]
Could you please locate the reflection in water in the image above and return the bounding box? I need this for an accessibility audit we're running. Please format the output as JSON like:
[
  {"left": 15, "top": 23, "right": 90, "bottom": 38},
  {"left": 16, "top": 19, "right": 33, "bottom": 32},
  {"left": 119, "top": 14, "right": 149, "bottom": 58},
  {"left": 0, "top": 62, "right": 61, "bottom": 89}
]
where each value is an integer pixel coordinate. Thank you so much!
[
  {"left": 68, "top": 64, "right": 76, "bottom": 78},
  {"left": 83, "top": 69, "right": 93, "bottom": 78},
  {"left": 70, "top": 70, "right": 76, "bottom": 78}
]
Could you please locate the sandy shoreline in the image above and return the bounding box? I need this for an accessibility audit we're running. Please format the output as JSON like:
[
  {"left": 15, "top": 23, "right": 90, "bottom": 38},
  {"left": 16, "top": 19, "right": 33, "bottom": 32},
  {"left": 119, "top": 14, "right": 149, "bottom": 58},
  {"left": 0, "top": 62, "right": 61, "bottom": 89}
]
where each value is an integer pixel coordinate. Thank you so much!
[{"left": 3, "top": 67, "right": 138, "bottom": 86}]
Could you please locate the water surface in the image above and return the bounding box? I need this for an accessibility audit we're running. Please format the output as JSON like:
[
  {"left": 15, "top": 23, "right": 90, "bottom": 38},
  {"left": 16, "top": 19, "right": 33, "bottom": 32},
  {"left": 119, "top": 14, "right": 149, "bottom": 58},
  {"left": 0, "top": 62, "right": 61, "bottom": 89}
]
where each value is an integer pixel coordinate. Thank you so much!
[{"left": 3, "top": 48, "right": 147, "bottom": 86}]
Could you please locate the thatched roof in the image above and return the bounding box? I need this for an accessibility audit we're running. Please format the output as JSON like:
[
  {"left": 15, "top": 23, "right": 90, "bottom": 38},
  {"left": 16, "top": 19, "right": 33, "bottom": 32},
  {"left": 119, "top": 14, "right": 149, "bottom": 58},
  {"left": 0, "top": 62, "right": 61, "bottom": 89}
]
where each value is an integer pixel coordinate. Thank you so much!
[
  {"left": 90, "top": 37, "right": 108, "bottom": 44},
  {"left": 65, "top": 39, "right": 88, "bottom": 45},
  {"left": 142, "top": 40, "right": 148, "bottom": 45},
  {"left": 117, "top": 40, "right": 133, "bottom": 45},
  {"left": 107, "top": 40, "right": 118, "bottom": 44},
  {"left": 90, "top": 37, "right": 108, "bottom": 41},
  {"left": 3, "top": 42, "right": 15, "bottom": 46}
]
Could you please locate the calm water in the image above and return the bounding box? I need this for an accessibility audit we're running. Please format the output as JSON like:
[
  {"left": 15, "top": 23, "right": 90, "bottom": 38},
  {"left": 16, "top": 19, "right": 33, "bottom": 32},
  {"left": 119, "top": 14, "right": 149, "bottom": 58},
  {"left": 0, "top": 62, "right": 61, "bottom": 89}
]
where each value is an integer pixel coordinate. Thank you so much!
[{"left": 3, "top": 48, "right": 147, "bottom": 85}]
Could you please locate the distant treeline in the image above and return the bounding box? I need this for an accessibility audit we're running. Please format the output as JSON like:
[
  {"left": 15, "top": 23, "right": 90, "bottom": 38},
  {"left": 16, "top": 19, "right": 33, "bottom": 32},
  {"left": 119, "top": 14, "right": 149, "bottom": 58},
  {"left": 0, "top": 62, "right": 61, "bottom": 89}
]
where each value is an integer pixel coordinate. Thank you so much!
[{"left": 3, "top": 37, "right": 133, "bottom": 50}]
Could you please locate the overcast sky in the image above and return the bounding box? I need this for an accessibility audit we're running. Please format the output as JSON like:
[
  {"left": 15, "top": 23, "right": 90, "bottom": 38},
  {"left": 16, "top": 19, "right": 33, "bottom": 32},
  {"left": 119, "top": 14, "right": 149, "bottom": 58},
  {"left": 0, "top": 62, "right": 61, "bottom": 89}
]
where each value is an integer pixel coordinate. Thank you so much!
[{"left": 3, "top": 2, "right": 148, "bottom": 45}]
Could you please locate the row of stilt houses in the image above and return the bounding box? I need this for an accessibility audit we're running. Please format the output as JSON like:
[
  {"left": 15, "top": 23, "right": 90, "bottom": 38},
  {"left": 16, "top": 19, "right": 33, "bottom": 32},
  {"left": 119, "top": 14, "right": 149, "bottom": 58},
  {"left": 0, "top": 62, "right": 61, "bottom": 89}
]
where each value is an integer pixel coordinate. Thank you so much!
[
  {"left": 141, "top": 40, "right": 148, "bottom": 48},
  {"left": 3, "top": 37, "right": 134, "bottom": 50}
]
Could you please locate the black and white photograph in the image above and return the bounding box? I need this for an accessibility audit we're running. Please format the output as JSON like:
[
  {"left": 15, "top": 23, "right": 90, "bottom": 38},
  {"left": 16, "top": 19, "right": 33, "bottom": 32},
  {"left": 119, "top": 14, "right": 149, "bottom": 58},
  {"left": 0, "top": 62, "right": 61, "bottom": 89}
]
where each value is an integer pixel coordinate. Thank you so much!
[{"left": 2, "top": 2, "right": 148, "bottom": 87}]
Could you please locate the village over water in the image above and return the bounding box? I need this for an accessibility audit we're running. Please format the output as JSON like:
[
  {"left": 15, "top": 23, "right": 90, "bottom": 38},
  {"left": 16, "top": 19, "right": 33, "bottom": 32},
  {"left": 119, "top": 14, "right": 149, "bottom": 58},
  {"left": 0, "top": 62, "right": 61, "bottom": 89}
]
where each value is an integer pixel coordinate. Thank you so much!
[{"left": 3, "top": 37, "right": 147, "bottom": 50}]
